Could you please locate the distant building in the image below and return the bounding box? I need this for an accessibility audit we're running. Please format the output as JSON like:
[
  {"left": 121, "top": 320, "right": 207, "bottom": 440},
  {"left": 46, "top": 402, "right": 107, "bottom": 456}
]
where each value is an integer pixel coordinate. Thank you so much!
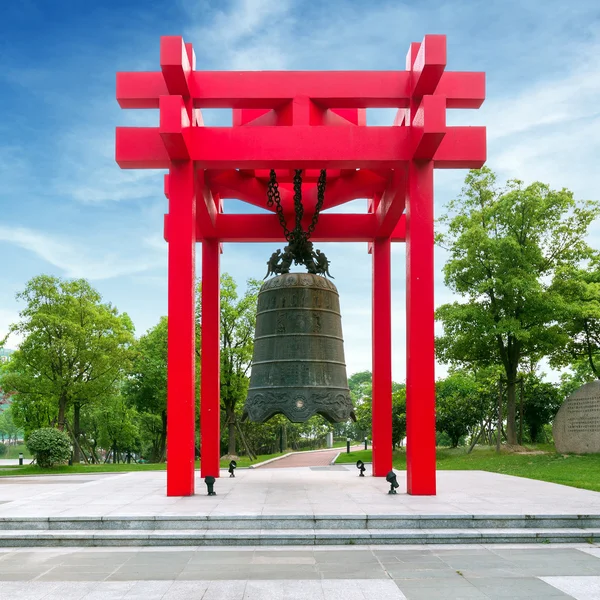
[{"left": 0, "top": 348, "right": 13, "bottom": 364}]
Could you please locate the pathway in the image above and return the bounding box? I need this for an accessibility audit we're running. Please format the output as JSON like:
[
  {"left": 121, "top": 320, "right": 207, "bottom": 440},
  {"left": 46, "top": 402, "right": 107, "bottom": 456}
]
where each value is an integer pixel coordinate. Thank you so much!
[
  {"left": 257, "top": 448, "right": 340, "bottom": 468},
  {"left": 256, "top": 446, "right": 364, "bottom": 468}
]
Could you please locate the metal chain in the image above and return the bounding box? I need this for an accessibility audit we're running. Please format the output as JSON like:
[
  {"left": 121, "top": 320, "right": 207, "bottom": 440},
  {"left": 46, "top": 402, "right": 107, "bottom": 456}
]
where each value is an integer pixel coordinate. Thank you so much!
[
  {"left": 307, "top": 169, "right": 327, "bottom": 238},
  {"left": 267, "top": 169, "right": 290, "bottom": 240},
  {"left": 293, "top": 169, "right": 304, "bottom": 232},
  {"left": 267, "top": 168, "right": 327, "bottom": 241}
]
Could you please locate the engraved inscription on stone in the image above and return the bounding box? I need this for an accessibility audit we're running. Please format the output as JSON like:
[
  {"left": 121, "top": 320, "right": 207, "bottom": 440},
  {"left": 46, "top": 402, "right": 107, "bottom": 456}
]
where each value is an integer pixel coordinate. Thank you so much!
[{"left": 553, "top": 380, "right": 600, "bottom": 454}]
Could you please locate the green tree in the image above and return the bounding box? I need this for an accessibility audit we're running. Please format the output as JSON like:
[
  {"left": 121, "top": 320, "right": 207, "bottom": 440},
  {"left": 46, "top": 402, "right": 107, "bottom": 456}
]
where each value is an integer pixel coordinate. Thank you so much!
[
  {"left": 2, "top": 276, "right": 134, "bottom": 460},
  {"left": 391, "top": 387, "right": 407, "bottom": 448},
  {"left": 521, "top": 375, "right": 562, "bottom": 443},
  {"left": 124, "top": 317, "right": 169, "bottom": 462},
  {"left": 436, "top": 371, "right": 485, "bottom": 447},
  {"left": 1, "top": 406, "right": 20, "bottom": 445},
  {"left": 349, "top": 371, "right": 374, "bottom": 438},
  {"left": 96, "top": 395, "right": 140, "bottom": 463},
  {"left": 198, "top": 274, "right": 260, "bottom": 456},
  {"left": 436, "top": 168, "right": 599, "bottom": 444},
  {"left": 550, "top": 256, "right": 600, "bottom": 379}
]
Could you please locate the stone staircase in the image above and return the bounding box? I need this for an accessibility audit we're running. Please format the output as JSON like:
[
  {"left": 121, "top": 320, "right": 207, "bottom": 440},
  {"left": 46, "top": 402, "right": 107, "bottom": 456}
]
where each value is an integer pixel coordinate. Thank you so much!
[{"left": 1, "top": 514, "right": 599, "bottom": 547}]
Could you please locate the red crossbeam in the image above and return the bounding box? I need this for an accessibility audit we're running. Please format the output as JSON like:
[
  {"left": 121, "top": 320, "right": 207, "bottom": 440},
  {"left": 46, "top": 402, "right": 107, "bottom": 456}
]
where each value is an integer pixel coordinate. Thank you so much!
[
  {"left": 207, "top": 213, "right": 397, "bottom": 242},
  {"left": 117, "top": 71, "right": 484, "bottom": 111},
  {"left": 116, "top": 126, "right": 485, "bottom": 170}
]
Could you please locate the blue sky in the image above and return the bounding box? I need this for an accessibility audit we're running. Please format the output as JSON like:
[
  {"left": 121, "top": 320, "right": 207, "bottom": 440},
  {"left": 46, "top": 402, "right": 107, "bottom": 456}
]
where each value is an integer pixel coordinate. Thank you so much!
[{"left": 1, "top": 0, "right": 599, "bottom": 381}]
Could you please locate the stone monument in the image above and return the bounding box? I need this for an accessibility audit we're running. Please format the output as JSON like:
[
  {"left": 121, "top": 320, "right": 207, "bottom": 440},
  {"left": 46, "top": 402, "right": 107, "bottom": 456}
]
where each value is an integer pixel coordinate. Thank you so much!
[{"left": 553, "top": 380, "right": 600, "bottom": 454}]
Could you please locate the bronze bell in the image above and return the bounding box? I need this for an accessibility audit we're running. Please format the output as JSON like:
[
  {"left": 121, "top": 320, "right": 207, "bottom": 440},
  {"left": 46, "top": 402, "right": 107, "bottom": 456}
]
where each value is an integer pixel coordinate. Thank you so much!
[{"left": 243, "top": 272, "right": 356, "bottom": 423}]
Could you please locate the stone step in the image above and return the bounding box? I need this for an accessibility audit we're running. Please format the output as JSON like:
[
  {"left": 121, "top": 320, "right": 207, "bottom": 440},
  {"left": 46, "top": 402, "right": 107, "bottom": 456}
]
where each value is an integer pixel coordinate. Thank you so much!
[
  {"left": 1, "top": 514, "right": 600, "bottom": 531},
  {"left": 0, "top": 528, "right": 598, "bottom": 547}
]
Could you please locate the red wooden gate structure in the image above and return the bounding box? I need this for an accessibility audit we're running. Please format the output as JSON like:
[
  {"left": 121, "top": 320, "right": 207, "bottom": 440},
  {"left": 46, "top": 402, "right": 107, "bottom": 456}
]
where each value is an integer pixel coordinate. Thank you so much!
[{"left": 116, "top": 34, "right": 485, "bottom": 497}]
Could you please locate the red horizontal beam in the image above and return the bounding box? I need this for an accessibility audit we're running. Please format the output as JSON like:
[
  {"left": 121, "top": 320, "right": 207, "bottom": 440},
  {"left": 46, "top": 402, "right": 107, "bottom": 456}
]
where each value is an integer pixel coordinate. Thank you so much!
[
  {"left": 304, "top": 169, "right": 387, "bottom": 211},
  {"left": 206, "top": 170, "right": 278, "bottom": 211},
  {"left": 212, "top": 213, "right": 379, "bottom": 242},
  {"left": 118, "top": 126, "right": 412, "bottom": 169},
  {"left": 117, "top": 71, "right": 484, "bottom": 110},
  {"left": 437, "top": 72, "right": 485, "bottom": 109},
  {"left": 117, "top": 126, "right": 482, "bottom": 170},
  {"left": 433, "top": 127, "right": 486, "bottom": 169},
  {"left": 116, "top": 127, "right": 170, "bottom": 169}
]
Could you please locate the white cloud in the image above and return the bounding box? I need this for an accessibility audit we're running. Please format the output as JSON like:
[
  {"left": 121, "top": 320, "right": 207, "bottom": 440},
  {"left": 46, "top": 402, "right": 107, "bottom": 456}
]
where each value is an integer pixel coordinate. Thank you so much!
[
  {"left": 471, "top": 36, "right": 600, "bottom": 202},
  {"left": 0, "top": 226, "right": 159, "bottom": 281}
]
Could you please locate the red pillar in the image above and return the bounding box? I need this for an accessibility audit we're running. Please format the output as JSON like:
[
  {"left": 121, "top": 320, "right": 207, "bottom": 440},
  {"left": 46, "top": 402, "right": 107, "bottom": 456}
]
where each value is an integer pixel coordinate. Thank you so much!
[
  {"left": 372, "top": 237, "right": 393, "bottom": 477},
  {"left": 166, "top": 162, "right": 196, "bottom": 496},
  {"left": 200, "top": 239, "right": 221, "bottom": 478},
  {"left": 406, "top": 160, "right": 436, "bottom": 495}
]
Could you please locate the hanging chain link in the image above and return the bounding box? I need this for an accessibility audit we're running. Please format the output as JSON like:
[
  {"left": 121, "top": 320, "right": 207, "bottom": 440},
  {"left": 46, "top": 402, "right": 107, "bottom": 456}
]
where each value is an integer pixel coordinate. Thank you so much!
[
  {"left": 267, "top": 170, "right": 291, "bottom": 240},
  {"left": 293, "top": 169, "right": 304, "bottom": 232},
  {"left": 307, "top": 169, "right": 327, "bottom": 238},
  {"left": 266, "top": 169, "right": 326, "bottom": 241},
  {"left": 264, "top": 168, "right": 332, "bottom": 278}
]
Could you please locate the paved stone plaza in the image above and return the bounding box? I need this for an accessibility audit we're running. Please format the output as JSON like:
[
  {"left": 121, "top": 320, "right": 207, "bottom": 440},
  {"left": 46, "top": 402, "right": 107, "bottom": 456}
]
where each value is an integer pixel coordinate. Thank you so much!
[
  {"left": 1, "top": 545, "right": 600, "bottom": 599},
  {"left": 1, "top": 468, "right": 600, "bottom": 597},
  {"left": 2, "top": 466, "right": 600, "bottom": 518}
]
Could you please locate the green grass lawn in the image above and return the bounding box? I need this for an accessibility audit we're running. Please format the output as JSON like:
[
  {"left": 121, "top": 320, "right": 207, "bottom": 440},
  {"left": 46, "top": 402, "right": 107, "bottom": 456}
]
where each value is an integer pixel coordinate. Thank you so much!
[
  {"left": 0, "top": 452, "right": 286, "bottom": 477},
  {"left": 219, "top": 452, "right": 284, "bottom": 469},
  {"left": 1, "top": 443, "right": 31, "bottom": 460},
  {"left": 336, "top": 446, "right": 600, "bottom": 493}
]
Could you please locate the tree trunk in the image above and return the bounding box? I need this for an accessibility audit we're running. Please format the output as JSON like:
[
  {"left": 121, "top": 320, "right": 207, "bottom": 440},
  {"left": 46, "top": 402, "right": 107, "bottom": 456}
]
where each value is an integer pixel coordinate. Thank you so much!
[
  {"left": 73, "top": 402, "right": 81, "bottom": 464},
  {"left": 57, "top": 394, "right": 67, "bottom": 431},
  {"left": 506, "top": 376, "right": 518, "bottom": 445},
  {"left": 227, "top": 407, "right": 236, "bottom": 456}
]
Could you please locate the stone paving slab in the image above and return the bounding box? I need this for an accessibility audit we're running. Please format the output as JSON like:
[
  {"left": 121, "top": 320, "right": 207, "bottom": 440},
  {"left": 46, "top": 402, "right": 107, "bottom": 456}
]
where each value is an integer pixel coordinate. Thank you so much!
[
  {"left": 1, "top": 468, "right": 600, "bottom": 519},
  {"left": 1, "top": 546, "right": 600, "bottom": 598},
  {"left": 541, "top": 576, "right": 600, "bottom": 600}
]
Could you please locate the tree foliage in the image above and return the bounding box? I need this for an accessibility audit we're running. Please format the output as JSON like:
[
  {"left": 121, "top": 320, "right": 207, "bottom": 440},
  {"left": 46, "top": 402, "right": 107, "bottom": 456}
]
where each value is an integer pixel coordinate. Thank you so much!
[
  {"left": 436, "top": 167, "right": 599, "bottom": 444},
  {"left": 436, "top": 371, "right": 486, "bottom": 447},
  {"left": 26, "top": 427, "right": 72, "bottom": 468},
  {"left": 2, "top": 276, "right": 134, "bottom": 453},
  {"left": 550, "top": 255, "right": 600, "bottom": 379},
  {"left": 96, "top": 395, "right": 140, "bottom": 462},
  {"left": 0, "top": 406, "right": 20, "bottom": 444},
  {"left": 197, "top": 274, "right": 260, "bottom": 456},
  {"left": 521, "top": 374, "right": 562, "bottom": 443},
  {"left": 123, "top": 317, "right": 169, "bottom": 462}
]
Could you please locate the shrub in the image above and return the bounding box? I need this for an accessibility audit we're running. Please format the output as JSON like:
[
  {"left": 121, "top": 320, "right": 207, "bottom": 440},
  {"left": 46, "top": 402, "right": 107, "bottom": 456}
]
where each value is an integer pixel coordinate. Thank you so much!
[
  {"left": 26, "top": 428, "right": 72, "bottom": 468},
  {"left": 0, "top": 443, "right": 6, "bottom": 457}
]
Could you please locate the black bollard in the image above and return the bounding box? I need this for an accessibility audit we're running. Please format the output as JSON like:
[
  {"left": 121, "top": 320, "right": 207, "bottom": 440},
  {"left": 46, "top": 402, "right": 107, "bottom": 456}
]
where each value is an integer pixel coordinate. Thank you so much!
[
  {"left": 346, "top": 437, "right": 350, "bottom": 454},
  {"left": 18, "top": 453, "right": 23, "bottom": 466},
  {"left": 364, "top": 437, "right": 368, "bottom": 450},
  {"left": 205, "top": 476, "right": 217, "bottom": 496},
  {"left": 386, "top": 470, "right": 399, "bottom": 495},
  {"left": 228, "top": 460, "right": 237, "bottom": 478}
]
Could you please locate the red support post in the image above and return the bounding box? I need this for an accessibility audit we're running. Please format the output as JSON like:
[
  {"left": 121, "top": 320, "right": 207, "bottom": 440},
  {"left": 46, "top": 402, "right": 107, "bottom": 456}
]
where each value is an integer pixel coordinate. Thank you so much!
[
  {"left": 200, "top": 238, "right": 221, "bottom": 479},
  {"left": 405, "top": 160, "right": 436, "bottom": 495},
  {"left": 166, "top": 161, "right": 196, "bottom": 496},
  {"left": 372, "top": 237, "right": 393, "bottom": 477}
]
